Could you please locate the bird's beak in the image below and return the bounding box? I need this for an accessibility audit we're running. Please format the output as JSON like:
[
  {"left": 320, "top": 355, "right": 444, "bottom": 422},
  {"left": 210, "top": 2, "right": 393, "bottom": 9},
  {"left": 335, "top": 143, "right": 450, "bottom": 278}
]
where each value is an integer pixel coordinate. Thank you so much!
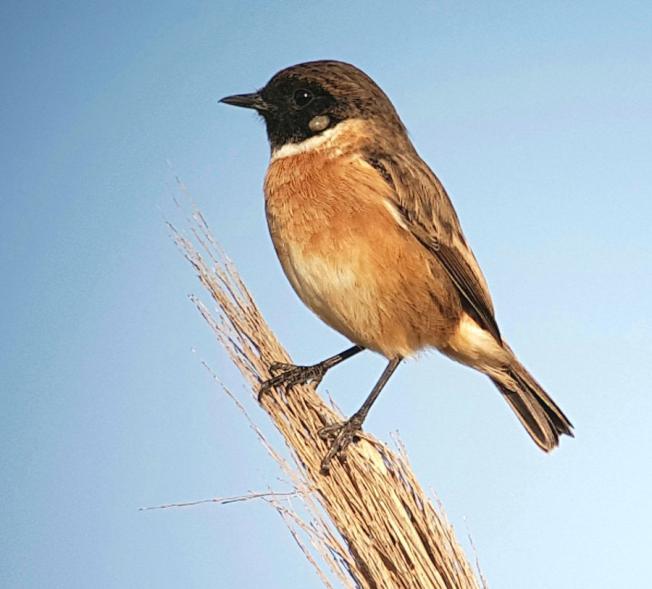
[{"left": 219, "top": 91, "right": 270, "bottom": 112}]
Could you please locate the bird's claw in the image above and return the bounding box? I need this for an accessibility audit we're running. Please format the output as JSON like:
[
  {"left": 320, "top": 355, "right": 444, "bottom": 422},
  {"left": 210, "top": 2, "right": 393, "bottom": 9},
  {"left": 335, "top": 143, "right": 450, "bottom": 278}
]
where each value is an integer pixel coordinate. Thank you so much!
[
  {"left": 318, "top": 417, "right": 363, "bottom": 474},
  {"left": 258, "top": 362, "right": 327, "bottom": 401},
  {"left": 268, "top": 362, "right": 295, "bottom": 375}
]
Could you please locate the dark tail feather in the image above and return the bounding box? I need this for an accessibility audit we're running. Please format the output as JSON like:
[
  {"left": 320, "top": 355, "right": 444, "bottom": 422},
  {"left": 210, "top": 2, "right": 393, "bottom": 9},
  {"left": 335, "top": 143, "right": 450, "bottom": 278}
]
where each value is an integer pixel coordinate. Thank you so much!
[{"left": 490, "top": 359, "right": 573, "bottom": 451}]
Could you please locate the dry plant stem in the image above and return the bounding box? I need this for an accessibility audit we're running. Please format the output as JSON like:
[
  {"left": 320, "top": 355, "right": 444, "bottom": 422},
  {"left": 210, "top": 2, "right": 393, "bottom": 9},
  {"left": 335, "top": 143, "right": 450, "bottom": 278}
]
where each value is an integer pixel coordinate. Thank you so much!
[
  {"left": 139, "top": 491, "right": 297, "bottom": 511},
  {"left": 172, "top": 209, "right": 485, "bottom": 589}
]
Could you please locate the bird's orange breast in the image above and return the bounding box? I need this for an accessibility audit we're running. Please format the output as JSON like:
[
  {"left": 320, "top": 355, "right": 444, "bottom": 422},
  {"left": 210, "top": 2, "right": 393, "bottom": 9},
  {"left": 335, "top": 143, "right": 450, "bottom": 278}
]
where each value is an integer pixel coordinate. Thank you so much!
[{"left": 264, "top": 137, "right": 461, "bottom": 357}]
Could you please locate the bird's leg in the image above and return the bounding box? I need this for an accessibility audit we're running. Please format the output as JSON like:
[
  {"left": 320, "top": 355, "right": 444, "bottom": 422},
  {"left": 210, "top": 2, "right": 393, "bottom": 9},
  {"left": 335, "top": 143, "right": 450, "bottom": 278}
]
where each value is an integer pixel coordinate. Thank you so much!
[
  {"left": 318, "top": 357, "right": 402, "bottom": 474},
  {"left": 258, "top": 345, "right": 364, "bottom": 401}
]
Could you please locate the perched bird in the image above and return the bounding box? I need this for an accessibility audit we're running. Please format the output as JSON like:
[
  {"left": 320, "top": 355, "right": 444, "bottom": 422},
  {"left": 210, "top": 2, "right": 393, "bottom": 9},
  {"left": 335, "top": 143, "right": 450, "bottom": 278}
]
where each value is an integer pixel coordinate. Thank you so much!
[{"left": 220, "top": 60, "right": 573, "bottom": 473}]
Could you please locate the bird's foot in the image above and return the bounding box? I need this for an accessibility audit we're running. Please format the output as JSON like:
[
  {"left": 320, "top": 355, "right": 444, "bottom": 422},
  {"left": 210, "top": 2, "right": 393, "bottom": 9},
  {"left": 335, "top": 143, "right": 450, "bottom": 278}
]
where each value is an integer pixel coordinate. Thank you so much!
[
  {"left": 258, "top": 361, "right": 327, "bottom": 401},
  {"left": 318, "top": 416, "right": 363, "bottom": 474}
]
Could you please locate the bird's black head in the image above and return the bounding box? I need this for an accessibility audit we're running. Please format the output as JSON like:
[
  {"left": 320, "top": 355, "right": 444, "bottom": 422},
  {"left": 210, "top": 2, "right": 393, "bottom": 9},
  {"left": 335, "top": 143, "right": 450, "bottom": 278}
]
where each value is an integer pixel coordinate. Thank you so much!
[{"left": 220, "top": 60, "right": 406, "bottom": 151}]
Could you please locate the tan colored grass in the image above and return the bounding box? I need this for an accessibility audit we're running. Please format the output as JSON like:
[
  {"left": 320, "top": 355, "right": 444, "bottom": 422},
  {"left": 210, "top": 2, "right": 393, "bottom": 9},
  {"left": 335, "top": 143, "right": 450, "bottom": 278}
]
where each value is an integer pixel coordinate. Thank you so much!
[{"left": 172, "top": 207, "right": 486, "bottom": 589}]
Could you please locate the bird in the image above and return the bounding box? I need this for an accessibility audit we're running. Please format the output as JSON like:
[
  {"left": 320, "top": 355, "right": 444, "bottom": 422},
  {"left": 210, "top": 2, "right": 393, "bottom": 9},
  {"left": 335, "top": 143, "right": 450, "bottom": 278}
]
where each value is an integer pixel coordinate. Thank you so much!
[{"left": 220, "top": 60, "right": 573, "bottom": 473}]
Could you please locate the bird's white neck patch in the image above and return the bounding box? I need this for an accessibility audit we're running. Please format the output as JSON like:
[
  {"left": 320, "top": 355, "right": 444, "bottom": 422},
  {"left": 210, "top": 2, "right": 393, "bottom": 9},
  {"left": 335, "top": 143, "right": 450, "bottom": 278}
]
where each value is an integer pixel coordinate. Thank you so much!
[{"left": 271, "top": 120, "right": 354, "bottom": 161}]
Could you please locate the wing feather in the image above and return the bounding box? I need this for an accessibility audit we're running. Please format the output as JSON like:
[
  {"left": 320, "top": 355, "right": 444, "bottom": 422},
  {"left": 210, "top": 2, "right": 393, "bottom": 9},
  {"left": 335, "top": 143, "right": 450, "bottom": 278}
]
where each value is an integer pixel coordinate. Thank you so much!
[{"left": 364, "top": 150, "right": 501, "bottom": 342}]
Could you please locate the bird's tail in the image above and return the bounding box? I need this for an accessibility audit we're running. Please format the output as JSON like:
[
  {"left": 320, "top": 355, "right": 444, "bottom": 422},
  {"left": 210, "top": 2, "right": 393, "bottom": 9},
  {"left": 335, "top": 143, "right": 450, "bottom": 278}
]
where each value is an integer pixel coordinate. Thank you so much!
[{"left": 489, "top": 354, "right": 574, "bottom": 451}]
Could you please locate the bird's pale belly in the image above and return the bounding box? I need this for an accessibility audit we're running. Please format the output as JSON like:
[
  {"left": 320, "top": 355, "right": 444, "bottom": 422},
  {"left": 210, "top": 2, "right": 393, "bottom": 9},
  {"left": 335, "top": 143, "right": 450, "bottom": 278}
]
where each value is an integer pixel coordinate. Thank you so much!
[{"left": 279, "top": 231, "right": 393, "bottom": 352}]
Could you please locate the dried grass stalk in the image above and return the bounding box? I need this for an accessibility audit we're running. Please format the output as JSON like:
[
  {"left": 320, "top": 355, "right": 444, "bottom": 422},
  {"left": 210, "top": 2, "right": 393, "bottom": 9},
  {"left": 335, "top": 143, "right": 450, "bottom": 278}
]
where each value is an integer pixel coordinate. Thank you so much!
[{"left": 173, "top": 208, "right": 485, "bottom": 589}]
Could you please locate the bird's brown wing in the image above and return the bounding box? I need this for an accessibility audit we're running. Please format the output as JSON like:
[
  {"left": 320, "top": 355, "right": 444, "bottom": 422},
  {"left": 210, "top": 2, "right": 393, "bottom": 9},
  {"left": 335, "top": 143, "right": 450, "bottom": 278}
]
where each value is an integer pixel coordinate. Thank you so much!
[{"left": 364, "top": 150, "right": 502, "bottom": 342}]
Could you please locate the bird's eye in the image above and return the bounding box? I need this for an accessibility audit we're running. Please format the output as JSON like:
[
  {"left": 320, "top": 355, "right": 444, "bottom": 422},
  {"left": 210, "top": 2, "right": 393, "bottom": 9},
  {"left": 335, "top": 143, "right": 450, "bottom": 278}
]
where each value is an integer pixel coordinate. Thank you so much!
[{"left": 293, "top": 88, "right": 313, "bottom": 108}]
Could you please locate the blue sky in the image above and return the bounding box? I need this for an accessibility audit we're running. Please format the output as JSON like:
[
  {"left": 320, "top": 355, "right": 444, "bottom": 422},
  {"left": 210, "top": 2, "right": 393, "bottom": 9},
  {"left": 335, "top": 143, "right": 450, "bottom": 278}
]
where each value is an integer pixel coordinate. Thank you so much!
[{"left": 2, "top": 1, "right": 651, "bottom": 587}]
